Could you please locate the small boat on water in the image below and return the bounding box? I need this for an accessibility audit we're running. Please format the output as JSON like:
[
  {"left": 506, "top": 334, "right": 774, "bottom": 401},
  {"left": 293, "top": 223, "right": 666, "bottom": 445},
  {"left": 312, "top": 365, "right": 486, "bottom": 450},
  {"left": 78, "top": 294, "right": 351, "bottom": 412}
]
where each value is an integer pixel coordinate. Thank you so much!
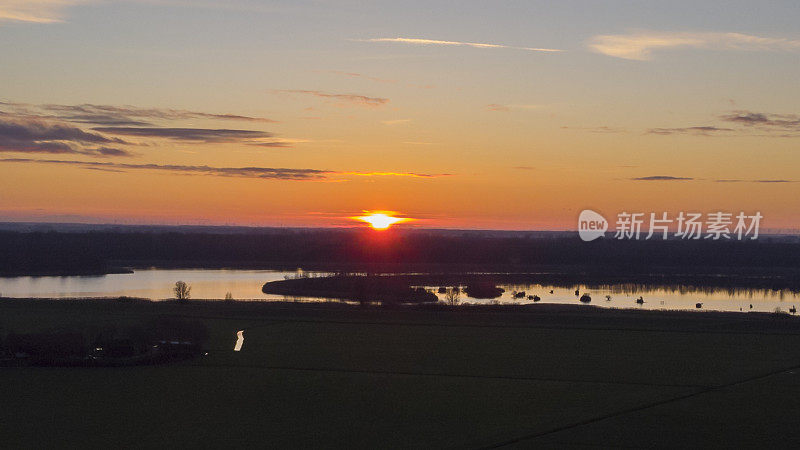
[{"left": 579, "top": 293, "right": 591, "bottom": 303}]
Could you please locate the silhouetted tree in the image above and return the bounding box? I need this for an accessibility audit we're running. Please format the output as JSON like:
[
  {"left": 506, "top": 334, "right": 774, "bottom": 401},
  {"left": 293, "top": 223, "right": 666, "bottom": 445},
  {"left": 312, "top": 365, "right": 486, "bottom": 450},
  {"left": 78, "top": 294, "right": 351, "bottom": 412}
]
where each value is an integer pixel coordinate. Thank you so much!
[
  {"left": 174, "top": 281, "right": 191, "bottom": 301},
  {"left": 444, "top": 287, "right": 460, "bottom": 306}
]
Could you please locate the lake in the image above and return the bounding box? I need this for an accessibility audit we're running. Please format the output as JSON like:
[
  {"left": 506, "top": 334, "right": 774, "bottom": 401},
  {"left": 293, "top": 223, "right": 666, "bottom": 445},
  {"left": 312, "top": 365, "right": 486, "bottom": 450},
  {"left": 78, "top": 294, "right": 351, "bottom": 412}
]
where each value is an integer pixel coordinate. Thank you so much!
[
  {"left": 0, "top": 269, "right": 325, "bottom": 301},
  {"left": 1, "top": 269, "right": 799, "bottom": 313},
  {"left": 430, "top": 282, "right": 800, "bottom": 313}
]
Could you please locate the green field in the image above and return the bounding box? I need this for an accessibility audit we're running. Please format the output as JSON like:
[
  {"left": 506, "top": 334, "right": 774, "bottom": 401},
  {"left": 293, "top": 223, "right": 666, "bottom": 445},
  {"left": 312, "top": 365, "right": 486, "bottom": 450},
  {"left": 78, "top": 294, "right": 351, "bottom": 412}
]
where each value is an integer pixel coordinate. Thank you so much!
[{"left": 2, "top": 299, "right": 800, "bottom": 448}]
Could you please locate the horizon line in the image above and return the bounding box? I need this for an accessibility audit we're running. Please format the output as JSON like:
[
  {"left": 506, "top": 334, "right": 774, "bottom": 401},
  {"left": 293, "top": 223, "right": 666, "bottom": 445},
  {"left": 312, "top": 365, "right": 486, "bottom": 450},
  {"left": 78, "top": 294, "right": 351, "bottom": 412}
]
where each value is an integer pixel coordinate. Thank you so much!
[{"left": 1, "top": 220, "right": 799, "bottom": 236}]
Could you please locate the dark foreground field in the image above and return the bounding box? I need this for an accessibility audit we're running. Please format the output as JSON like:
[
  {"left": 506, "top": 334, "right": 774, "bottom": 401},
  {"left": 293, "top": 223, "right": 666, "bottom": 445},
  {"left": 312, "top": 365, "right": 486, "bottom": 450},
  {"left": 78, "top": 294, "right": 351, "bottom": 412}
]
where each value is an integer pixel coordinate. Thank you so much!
[{"left": 2, "top": 299, "right": 800, "bottom": 448}]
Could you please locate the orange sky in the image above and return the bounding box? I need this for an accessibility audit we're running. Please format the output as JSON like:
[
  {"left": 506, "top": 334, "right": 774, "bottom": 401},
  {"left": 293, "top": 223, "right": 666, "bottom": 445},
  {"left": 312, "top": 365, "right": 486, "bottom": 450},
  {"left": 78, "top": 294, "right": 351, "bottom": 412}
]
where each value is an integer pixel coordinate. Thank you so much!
[{"left": 2, "top": 1, "right": 800, "bottom": 231}]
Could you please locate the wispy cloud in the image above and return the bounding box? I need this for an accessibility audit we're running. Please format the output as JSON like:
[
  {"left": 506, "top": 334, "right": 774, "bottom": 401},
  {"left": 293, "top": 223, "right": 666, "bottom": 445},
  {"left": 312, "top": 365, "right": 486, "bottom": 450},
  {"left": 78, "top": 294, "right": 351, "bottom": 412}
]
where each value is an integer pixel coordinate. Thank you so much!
[
  {"left": 647, "top": 110, "right": 800, "bottom": 138},
  {"left": 1, "top": 101, "right": 288, "bottom": 149},
  {"left": 0, "top": 158, "right": 452, "bottom": 181},
  {"left": 0, "top": 116, "right": 134, "bottom": 157},
  {"left": 93, "top": 126, "right": 275, "bottom": 144},
  {"left": 41, "top": 103, "right": 277, "bottom": 125},
  {"left": 589, "top": 31, "right": 800, "bottom": 60},
  {"left": 720, "top": 111, "right": 800, "bottom": 132},
  {"left": 3, "top": 102, "right": 276, "bottom": 126},
  {"left": 0, "top": 0, "right": 87, "bottom": 24},
  {"left": 247, "top": 141, "right": 293, "bottom": 148},
  {"left": 356, "top": 37, "right": 562, "bottom": 53},
  {"left": 342, "top": 171, "right": 452, "bottom": 178},
  {"left": 381, "top": 119, "right": 411, "bottom": 126},
  {"left": 0, "top": 0, "right": 285, "bottom": 24},
  {"left": 274, "top": 90, "right": 389, "bottom": 108},
  {"left": 0, "top": 158, "right": 327, "bottom": 180},
  {"left": 646, "top": 126, "right": 734, "bottom": 136},
  {"left": 631, "top": 176, "right": 694, "bottom": 181}
]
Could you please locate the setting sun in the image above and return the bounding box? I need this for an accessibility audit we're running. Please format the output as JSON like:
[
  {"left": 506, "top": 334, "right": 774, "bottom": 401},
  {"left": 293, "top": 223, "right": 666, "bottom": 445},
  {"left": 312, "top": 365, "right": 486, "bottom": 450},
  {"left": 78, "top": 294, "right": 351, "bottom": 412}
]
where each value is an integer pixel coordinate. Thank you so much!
[{"left": 352, "top": 211, "right": 411, "bottom": 230}]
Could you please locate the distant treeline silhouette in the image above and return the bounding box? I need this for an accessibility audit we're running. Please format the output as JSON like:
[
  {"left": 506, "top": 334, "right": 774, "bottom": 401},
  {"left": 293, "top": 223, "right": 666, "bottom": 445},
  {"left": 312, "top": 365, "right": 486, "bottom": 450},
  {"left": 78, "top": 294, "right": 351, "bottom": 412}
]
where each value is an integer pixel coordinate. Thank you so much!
[
  {"left": 264, "top": 273, "right": 800, "bottom": 303},
  {"left": 2, "top": 229, "right": 800, "bottom": 277},
  {"left": 263, "top": 274, "right": 438, "bottom": 304}
]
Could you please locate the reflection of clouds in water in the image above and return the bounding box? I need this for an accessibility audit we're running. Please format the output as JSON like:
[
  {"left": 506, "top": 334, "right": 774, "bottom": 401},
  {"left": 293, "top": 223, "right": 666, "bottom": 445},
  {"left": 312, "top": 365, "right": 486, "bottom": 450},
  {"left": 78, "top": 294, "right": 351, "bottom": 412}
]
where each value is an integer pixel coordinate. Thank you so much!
[{"left": 233, "top": 330, "right": 244, "bottom": 352}]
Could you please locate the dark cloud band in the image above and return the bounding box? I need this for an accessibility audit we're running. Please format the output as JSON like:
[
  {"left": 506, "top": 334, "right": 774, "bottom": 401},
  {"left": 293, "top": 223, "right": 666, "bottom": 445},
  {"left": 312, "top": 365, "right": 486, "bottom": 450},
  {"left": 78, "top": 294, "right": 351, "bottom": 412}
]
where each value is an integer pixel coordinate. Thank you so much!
[
  {"left": 631, "top": 176, "right": 694, "bottom": 181},
  {"left": 93, "top": 126, "right": 274, "bottom": 143},
  {"left": 0, "top": 158, "right": 452, "bottom": 181},
  {"left": 0, "top": 117, "right": 134, "bottom": 157},
  {"left": 40, "top": 103, "right": 277, "bottom": 126}
]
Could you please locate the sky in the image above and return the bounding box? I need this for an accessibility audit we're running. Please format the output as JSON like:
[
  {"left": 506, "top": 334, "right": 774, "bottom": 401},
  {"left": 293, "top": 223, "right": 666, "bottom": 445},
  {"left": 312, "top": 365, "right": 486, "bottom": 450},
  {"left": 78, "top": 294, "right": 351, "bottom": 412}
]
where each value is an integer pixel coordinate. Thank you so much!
[{"left": 1, "top": 0, "right": 800, "bottom": 230}]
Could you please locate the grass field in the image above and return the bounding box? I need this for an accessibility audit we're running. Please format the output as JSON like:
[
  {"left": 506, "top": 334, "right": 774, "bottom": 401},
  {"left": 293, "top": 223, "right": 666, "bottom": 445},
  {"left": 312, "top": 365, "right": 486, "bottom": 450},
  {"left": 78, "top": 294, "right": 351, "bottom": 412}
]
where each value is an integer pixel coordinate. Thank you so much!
[{"left": 2, "top": 299, "right": 800, "bottom": 448}]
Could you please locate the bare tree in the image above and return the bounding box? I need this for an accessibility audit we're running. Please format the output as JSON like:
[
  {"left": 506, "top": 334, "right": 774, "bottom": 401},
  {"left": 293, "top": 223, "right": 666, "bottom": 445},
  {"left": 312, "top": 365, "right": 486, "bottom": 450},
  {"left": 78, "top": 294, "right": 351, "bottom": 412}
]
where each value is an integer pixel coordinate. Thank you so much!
[
  {"left": 174, "top": 281, "right": 191, "bottom": 301},
  {"left": 444, "top": 287, "right": 460, "bottom": 306}
]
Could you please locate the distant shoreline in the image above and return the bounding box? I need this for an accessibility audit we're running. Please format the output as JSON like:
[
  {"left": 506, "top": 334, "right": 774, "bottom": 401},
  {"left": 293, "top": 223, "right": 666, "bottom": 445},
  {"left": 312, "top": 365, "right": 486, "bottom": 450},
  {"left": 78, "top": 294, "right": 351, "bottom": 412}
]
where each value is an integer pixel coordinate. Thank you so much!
[
  {"left": 4, "top": 229, "right": 800, "bottom": 280},
  {"left": 5, "top": 263, "right": 800, "bottom": 288},
  {"left": 0, "top": 267, "right": 134, "bottom": 278}
]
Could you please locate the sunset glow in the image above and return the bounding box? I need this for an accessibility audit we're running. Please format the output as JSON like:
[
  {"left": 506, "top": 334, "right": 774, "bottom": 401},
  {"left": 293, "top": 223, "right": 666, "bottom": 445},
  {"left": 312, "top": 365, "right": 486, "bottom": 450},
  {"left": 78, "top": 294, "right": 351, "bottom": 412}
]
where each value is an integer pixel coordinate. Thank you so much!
[
  {"left": 1, "top": 1, "right": 800, "bottom": 231},
  {"left": 353, "top": 212, "right": 410, "bottom": 230}
]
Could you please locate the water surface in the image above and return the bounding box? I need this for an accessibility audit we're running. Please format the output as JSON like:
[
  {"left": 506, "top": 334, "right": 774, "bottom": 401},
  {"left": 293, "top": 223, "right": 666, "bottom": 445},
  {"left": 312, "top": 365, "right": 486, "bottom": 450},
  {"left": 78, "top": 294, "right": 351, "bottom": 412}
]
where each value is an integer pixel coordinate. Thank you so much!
[
  {"left": 0, "top": 269, "right": 318, "bottom": 301},
  {"left": 432, "top": 282, "right": 800, "bottom": 313},
  {"left": 2, "top": 269, "right": 799, "bottom": 314}
]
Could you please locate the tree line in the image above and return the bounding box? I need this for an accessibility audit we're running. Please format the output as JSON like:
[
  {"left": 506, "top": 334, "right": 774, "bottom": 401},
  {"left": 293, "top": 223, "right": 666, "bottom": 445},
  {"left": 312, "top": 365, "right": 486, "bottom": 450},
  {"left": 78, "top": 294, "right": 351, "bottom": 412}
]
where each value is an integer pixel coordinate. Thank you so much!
[{"left": 2, "top": 229, "right": 800, "bottom": 276}]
